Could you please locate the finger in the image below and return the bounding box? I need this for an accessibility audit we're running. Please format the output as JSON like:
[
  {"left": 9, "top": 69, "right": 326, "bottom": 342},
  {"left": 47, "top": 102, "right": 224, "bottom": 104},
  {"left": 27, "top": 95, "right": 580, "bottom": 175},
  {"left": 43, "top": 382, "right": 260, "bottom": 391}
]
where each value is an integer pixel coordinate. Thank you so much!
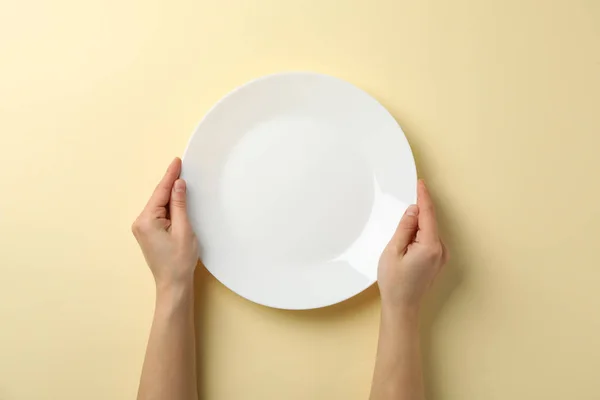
[
  {"left": 169, "top": 179, "right": 190, "bottom": 232},
  {"left": 389, "top": 204, "right": 419, "bottom": 251},
  {"left": 417, "top": 179, "right": 439, "bottom": 243},
  {"left": 144, "top": 158, "right": 181, "bottom": 212}
]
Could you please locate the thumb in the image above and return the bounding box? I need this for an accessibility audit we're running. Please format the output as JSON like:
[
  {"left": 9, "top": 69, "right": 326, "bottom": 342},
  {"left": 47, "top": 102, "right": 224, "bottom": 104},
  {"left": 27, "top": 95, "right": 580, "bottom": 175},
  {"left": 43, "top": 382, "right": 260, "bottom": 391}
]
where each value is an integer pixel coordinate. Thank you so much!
[
  {"left": 389, "top": 204, "right": 419, "bottom": 250},
  {"left": 169, "top": 179, "right": 190, "bottom": 231}
]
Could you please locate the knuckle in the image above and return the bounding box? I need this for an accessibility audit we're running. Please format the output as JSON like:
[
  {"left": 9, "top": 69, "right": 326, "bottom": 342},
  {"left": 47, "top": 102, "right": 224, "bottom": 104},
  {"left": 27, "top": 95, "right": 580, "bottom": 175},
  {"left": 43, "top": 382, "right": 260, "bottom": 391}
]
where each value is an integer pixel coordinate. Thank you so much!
[
  {"left": 131, "top": 218, "right": 150, "bottom": 236},
  {"left": 426, "top": 243, "right": 443, "bottom": 259},
  {"left": 131, "top": 220, "right": 140, "bottom": 236},
  {"left": 423, "top": 204, "right": 435, "bottom": 215},
  {"left": 171, "top": 198, "right": 186, "bottom": 208}
]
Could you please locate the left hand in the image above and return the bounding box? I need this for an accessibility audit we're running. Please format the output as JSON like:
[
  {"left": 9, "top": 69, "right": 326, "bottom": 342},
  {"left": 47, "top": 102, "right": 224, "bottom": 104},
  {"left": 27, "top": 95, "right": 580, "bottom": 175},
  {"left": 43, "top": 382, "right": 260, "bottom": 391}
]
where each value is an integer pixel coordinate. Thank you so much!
[{"left": 131, "top": 157, "right": 199, "bottom": 290}]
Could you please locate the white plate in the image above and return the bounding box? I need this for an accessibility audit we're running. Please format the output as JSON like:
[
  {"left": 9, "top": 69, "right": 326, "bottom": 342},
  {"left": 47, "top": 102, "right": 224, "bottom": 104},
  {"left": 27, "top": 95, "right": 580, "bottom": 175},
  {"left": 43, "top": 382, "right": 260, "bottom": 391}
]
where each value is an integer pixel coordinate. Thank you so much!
[{"left": 182, "top": 72, "right": 416, "bottom": 309}]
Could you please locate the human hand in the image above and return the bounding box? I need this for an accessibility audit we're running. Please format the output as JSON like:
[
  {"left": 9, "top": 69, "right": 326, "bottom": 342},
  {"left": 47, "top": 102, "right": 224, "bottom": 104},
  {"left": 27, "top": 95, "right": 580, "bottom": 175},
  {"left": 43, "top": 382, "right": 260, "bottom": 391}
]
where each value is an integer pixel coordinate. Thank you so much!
[
  {"left": 377, "top": 180, "right": 449, "bottom": 313},
  {"left": 132, "top": 158, "right": 199, "bottom": 291}
]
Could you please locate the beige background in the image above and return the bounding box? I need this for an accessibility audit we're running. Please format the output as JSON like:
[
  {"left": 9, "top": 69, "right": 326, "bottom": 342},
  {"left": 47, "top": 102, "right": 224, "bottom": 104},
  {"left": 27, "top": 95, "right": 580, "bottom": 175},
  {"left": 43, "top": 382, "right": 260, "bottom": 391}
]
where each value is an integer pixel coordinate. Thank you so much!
[{"left": 1, "top": 0, "right": 599, "bottom": 399}]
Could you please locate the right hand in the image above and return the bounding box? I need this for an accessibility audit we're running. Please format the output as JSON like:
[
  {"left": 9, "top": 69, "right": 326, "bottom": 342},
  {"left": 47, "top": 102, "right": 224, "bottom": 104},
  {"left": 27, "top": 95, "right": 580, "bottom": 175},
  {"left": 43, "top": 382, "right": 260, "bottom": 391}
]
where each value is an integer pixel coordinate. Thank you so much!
[{"left": 377, "top": 180, "right": 449, "bottom": 312}]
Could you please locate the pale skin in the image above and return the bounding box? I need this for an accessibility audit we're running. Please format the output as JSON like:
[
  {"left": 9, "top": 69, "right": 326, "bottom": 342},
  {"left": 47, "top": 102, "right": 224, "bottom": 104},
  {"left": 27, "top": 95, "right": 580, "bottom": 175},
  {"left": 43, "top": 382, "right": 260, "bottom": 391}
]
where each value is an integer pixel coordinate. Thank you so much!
[
  {"left": 370, "top": 180, "right": 449, "bottom": 400},
  {"left": 133, "top": 158, "right": 448, "bottom": 400},
  {"left": 132, "top": 158, "right": 199, "bottom": 400}
]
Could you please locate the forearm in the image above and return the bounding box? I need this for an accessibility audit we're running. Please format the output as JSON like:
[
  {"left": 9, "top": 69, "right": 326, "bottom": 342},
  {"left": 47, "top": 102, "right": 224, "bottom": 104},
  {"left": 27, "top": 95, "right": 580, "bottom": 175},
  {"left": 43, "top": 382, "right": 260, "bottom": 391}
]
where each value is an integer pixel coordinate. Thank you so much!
[
  {"left": 370, "top": 305, "right": 424, "bottom": 400},
  {"left": 138, "top": 282, "right": 198, "bottom": 400}
]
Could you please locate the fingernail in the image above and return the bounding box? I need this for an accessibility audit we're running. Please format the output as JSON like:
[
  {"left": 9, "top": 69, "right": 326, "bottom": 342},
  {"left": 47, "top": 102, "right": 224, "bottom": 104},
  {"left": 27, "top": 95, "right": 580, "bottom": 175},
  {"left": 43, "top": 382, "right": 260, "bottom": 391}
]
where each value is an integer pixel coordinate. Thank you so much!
[
  {"left": 406, "top": 204, "right": 419, "bottom": 216},
  {"left": 174, "top": 179, "right": 186, "bottom": 193}
]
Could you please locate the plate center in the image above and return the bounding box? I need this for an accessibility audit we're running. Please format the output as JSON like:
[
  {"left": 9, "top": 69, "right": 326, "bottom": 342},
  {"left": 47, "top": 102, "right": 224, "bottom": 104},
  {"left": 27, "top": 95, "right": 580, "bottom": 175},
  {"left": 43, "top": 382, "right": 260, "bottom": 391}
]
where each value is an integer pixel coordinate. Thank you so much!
[{"left": 220, "top": 115, "right": 375, "bottom": 266}]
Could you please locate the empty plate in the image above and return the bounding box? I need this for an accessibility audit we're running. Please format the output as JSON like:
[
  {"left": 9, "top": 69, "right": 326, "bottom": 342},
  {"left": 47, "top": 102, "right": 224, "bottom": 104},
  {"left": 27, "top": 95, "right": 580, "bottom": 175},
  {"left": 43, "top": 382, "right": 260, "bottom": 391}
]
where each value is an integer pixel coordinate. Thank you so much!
[{"left": 181, "top": 72, "right": 416, "bottom": 309}]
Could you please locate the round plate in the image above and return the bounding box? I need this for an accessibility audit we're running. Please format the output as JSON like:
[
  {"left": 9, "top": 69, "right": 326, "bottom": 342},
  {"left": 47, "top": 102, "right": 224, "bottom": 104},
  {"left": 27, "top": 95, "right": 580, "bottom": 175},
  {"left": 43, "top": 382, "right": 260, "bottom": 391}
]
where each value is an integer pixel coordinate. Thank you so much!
[{"left": 181, "top": 72, "right": 416, "bottom": 309}]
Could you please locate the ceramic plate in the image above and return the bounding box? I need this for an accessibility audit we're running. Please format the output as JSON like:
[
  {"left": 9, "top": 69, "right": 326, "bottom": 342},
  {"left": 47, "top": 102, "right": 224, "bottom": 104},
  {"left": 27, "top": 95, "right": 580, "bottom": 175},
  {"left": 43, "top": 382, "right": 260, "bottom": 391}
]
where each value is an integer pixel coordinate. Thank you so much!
[{"left": 181, "top": 72, "right": 416, "bottom": 309}]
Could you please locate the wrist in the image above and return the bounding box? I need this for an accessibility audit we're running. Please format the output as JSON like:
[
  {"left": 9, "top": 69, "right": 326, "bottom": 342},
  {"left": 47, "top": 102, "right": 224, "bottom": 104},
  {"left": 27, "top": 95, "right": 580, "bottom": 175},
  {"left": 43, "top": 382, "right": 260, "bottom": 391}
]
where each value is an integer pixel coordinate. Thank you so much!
[
  {"left": 381, "top": 301, "right": 420, "bottom": 326},
  {"left": 155, "top": 280, "right": 194, "bottom": 311},
  {"left": 154, "top": 271, "right": 194, "bottom": 294}
]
